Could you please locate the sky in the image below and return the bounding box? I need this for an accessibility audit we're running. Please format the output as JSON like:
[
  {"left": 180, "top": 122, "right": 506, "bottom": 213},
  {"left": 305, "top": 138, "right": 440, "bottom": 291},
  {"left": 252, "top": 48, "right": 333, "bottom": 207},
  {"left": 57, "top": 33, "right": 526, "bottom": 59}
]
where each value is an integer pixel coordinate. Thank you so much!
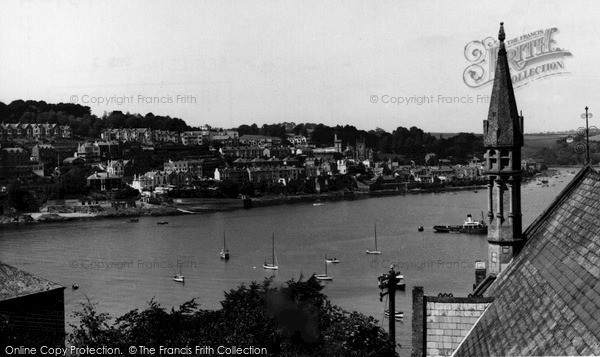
[{"left": 1, "top": 0, "right": 599, "bottom": 133}]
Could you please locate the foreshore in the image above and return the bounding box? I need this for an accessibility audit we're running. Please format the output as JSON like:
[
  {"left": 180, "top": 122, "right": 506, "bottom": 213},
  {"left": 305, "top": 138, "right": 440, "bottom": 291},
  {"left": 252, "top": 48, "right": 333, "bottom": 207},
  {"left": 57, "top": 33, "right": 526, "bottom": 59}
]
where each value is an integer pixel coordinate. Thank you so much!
[{"left": 0, "top": 183, "right": 488, "bottom": 227}]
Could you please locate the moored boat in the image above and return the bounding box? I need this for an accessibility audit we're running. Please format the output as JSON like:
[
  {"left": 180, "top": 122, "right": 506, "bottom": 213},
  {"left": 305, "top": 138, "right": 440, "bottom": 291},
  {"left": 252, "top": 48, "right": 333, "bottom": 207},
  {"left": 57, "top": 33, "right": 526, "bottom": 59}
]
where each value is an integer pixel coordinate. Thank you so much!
[
  {"left": 433, "top": 214, "right": 487, "bottom": 234},
  {"left": 325, "top": 256, "right": 339, "bottom": 264},
  {"left": 263, "top": 233, "right": 278, "bottom": 270},
  {"left": 220, "top": 232, "right": 230, "bottom": 260},
  {"left": 173, "top": 264, "right": 184, "bottom": 283},
  {"left": 366, "top": 222, "right": 381, "bottom": 254},
  {"left": 315, "top": 255, "right": 333, "bottom": 281}
]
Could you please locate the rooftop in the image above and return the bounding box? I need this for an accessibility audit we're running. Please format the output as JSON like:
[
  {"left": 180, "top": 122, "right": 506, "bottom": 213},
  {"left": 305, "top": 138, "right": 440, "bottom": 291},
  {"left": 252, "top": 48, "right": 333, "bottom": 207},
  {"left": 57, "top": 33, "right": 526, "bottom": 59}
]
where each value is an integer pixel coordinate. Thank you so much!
[
  {"left": 0, "top": 262, "right": 64, "bottom": 301},
  {"left": 455, "top": 165, "right": 600, "bottom": 356}
]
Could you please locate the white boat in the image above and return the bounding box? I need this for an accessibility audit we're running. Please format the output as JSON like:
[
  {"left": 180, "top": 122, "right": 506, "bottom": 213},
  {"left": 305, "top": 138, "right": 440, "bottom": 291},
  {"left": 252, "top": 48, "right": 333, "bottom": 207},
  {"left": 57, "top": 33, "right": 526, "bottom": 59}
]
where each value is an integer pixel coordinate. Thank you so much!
[
  {"left": 366, "top": 222, "right": 381, "bottom": 255},
  {"left": 220, "top": 232, "right": 230, "bottom": 260},
  {"left": 315, "top": 255, "right": 333, "bottom": 281},
  {"left": 325, "top": 256, "right": 340, "bottom": 264},
  {"left": 263, "top": 233, "right": 279, "bottom": 270},
  {"left": 173, "top": 264, "right": 184, "bottom": 283}
]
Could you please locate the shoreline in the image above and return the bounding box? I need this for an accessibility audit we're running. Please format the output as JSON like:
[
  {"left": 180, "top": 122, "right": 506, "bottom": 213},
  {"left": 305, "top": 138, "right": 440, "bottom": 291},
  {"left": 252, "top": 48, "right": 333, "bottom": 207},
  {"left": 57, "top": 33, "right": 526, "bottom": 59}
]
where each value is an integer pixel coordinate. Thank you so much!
[
  {"left": 3, "top": 166, "right": 570, "bottom": 227},
  {"left": 0, "top": 183, "right": 488, "bottom": 227}
]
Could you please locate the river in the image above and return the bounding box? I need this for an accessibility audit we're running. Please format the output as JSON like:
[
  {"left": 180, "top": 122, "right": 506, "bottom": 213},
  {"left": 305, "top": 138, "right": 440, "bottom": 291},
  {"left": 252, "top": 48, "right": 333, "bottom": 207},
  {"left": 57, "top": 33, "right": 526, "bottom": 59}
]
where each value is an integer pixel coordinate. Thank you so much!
[{"left": 0, "top": 168, "right": 575, "bottom": 355}]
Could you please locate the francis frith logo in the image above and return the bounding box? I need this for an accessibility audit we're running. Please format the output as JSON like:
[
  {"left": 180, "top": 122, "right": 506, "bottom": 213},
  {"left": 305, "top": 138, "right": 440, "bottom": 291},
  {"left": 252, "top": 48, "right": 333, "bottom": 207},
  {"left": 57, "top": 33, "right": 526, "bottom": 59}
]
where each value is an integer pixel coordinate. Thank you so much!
[{"left": 463, "top": 27, "right": 572, "bottom": 88}]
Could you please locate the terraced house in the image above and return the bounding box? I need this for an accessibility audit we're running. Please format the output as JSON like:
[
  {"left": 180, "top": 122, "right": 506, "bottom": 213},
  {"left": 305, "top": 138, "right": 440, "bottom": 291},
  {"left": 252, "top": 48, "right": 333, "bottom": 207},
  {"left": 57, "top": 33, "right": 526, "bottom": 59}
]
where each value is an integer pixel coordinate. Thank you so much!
[{"left": 0, "top": 123, "right": 71, "bottom": 140}]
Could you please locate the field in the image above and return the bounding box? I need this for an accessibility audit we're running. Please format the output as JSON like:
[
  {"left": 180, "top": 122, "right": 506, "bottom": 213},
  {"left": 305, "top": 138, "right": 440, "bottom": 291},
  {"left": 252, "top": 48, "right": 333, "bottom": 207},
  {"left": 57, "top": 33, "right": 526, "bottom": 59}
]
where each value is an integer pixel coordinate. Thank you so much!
[{"left": 524, "top": 134, "right": 566, "bottom": 148}]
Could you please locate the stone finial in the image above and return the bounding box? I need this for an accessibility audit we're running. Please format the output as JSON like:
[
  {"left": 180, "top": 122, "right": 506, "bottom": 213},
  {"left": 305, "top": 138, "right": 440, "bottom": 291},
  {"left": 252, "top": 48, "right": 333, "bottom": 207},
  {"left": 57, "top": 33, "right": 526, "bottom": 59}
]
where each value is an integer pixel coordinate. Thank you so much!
[{"left": 499, "top": 22, "right": 505, "bottom": 42}]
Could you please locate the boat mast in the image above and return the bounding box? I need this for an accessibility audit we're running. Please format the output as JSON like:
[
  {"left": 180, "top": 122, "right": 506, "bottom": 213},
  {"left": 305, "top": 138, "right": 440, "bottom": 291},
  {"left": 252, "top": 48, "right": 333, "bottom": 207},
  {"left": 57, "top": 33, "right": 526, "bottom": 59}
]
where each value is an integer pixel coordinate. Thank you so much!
[
  {"left": 374, "top": 222, "right": 378, "bottom": 250},
  {"left": 223, "top": 231, "right": 226, "bottom": 250},
  {"left": 272, "top": 233, "right": 275, "bottom": 266}
]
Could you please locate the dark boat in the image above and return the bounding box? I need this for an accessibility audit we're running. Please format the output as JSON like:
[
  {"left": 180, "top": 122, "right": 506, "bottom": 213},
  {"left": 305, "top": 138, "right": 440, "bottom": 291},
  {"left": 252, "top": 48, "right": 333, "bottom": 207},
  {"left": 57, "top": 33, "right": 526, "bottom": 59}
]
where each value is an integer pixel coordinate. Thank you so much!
[
  {"left": 417, "top": 226, "right": 424, "bottom": 232},
  {"left": 157, "top": 221, "right": 169, "bottom": 225},
  {"left": 433, "top": 225, "right": 461, "bottom": 233},
  {"left": 434, "top": 214, "right": 487, "bottom": 234}
]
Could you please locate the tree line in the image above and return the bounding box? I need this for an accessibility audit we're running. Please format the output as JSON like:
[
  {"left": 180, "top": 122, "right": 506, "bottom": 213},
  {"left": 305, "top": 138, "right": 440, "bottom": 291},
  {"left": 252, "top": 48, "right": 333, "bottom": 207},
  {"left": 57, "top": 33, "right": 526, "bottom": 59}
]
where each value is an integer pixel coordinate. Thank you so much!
[{"left": 1, "top": 100, "right": 485, "bottom": 163}]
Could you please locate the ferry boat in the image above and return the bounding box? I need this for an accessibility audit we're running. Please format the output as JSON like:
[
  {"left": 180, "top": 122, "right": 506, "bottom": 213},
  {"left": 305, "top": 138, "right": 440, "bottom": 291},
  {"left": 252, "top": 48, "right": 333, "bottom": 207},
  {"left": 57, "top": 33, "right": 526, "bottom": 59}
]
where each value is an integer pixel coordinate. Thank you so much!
[{"left": 433, "top": 214, "right": 487, "bottom": 235}]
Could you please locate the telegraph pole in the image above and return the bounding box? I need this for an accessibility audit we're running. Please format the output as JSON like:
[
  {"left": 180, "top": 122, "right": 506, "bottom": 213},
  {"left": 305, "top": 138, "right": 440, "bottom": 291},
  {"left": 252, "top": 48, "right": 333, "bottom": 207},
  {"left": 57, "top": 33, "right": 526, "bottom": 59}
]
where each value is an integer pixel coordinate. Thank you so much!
[{"left": 378, "top": 264, "right": 399, "bottom": 349}]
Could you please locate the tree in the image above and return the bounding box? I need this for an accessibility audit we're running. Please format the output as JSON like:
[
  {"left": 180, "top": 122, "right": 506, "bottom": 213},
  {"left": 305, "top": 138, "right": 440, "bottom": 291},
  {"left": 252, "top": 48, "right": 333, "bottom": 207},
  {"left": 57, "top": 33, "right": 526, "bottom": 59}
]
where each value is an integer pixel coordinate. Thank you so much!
[
  {"left": 70, "top": 277, "right": 398, "bottom": 356},
  {"left": 5, "top": 182, "right": 39, "bottom": 213}
]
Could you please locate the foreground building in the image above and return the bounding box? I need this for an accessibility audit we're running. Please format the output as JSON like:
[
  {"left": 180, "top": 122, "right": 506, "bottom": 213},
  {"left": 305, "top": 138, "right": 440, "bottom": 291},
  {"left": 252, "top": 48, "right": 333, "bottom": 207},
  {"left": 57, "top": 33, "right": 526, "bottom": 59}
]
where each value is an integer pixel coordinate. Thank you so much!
[
  {"left": 412, "top": 23, "right": 600, "bottom": 356},
  {"left": 0, "top": 262, "right": 65, "bottom": 348}
]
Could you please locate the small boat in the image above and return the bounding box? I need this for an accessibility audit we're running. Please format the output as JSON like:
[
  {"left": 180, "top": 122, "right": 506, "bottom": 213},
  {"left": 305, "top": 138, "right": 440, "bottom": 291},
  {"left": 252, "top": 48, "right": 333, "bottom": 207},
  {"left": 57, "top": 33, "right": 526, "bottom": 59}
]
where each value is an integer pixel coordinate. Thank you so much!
[
  {"left": 418, "top": 226, "right": 424, "bottom": 232},
  {"left": 127, "top": 218, "right": 139, "bottom": 223},
  {"left": 315, "top": 255, "right": 333, "bottom": 281},
  {"left": 366, "top": 222, "right": 381, "bottom": 255},
  {"left": 384, "top": 310, "right": 404, "bottom": 319},
  {"left": 72, "top": 284, "right": 79, "bottom": 290},
  {"left": 173, "top": 265, "right": 184, "bottom": 283},
  {"left": 220, "top": 232, "right": 230, "bottom": 260},
  {"left": 263, "top": 233, "right": 279, "bottom": 270},
  {"left": 325, "top": 256, "right": 340, "bottom": 264},
  {"left": 157, "top": 221, "right": 169, "bottom": 225}
]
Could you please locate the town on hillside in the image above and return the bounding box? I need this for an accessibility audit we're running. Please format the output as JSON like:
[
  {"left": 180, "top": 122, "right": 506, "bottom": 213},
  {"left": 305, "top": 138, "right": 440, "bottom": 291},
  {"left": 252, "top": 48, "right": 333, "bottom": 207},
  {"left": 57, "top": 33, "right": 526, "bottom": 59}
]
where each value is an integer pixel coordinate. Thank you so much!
[{"left": 0, "top": 110, "right": 549, "bottom": 220}]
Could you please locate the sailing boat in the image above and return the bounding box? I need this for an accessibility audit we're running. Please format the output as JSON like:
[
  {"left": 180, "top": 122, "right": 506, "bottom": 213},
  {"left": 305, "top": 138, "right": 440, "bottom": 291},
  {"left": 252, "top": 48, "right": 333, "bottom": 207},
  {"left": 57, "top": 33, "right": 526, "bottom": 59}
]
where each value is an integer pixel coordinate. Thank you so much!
[
  {"left": 220, "top": 232, "right": 230, "bottom": 260},
  {"left": 263, "top": 233, "right": 279, "bottom": 270},
  {"left": 173, "top": 263, "right": 184, "bottom": 283},
  {"left": 315, "top": 255, "right": 333, "bottom": 281},
  {"left": 366, "top": 222, "right": 381, "bottom": 254}
]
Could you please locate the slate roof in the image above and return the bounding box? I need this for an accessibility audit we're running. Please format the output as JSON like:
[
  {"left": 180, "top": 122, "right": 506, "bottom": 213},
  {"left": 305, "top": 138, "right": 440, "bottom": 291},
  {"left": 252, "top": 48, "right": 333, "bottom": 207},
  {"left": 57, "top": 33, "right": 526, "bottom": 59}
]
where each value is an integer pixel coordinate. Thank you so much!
[
  {"left": 0, "top": 262, "right": 64, "bottom": 301},
  {"left": 454, "top": 166, "right": 600, "bottom": 356}
]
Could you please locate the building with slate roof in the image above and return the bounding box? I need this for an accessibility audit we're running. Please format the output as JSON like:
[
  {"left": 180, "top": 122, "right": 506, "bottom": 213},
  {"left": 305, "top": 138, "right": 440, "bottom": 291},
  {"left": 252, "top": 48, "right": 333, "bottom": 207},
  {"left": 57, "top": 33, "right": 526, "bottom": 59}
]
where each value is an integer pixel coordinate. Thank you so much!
[
  {"left": 0, "top": 262, "right": 65, "bottom": 348},
  {"left": 451, "top": 165, "right": 600, "bottom": 356},
  {"left": 413, "top": 22, "right": 600, "bottom": 356}
]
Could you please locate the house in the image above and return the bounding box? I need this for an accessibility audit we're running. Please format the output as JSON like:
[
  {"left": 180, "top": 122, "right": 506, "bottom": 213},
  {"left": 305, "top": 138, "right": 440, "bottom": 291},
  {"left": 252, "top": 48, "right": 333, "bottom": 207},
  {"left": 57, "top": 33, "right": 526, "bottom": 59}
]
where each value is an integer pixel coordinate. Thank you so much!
[
  {"left": 30, "top": 144, "right": 56, "bottom": 163},
  {"left": 105, "top": 159, "right": 131, "bottom": 178},
  {"left": 238, "top": 135, "right": 281, "bottom": 146},
  {"left": 0, "top": 147, "right": 44, "bottom": 179},
  {"left": 0, "top": 262, "right": 65, "bottom": 348},
  {"left": 86, "top": 172, "right": 122, "bottom": 191},
  {"left": 214, "top": 166, "right": 304, "bottom": 186},
  {"left": 0, "top": 123, "right": 71, "bottom": 140},
  {"left": 130, "top": 174, "right": 154, "bottom": 192},
  {"left": 75, "top": 142, "right": 101, "bottom": 162},
  {"left": 180, "top": 131, "right": 207, "bottom": 146}
]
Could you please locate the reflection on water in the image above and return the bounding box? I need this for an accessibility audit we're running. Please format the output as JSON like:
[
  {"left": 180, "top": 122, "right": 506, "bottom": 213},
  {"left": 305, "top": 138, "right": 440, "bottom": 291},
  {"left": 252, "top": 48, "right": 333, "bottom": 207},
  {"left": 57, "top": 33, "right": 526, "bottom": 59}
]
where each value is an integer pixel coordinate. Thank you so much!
[{"left": 0, "top": 168, "right": 573, "bottom": 355}]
